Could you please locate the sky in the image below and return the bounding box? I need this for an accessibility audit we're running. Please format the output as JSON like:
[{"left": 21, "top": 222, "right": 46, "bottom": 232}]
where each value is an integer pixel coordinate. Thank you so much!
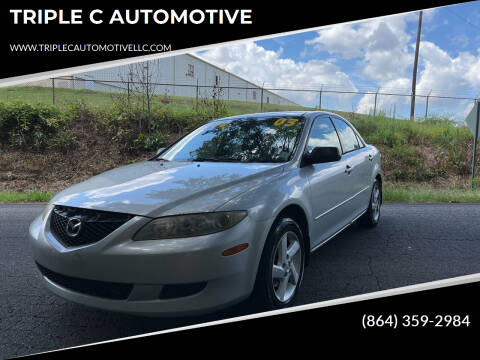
[{"left": 196, "top": 1, "right": 480, "bottom": 120}]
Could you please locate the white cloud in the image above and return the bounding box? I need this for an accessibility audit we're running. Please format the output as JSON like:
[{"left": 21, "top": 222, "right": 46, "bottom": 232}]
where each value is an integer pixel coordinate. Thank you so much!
[
  {"left": 197, "top": 11, "right": 480, "bottom": 119},
  {"left": 416, "top": 41, "right": 480, "bottom": 95},
  {"left": 355, "top": 39, "right": 480, "bottom": 117},
  {"left": 355, "top": 41, "right": 480, "bottom": 117},
  {"left": 306, "top": 13, "right": 416, "bottom": 82},
  {"left": 305, "top": 23, "right": 367, "bottom": 59},
  {"left": 306, "top": 12, "right": 480, "bottom": 118},
  {"left": 422, "top": 8, "right": 438, "bottom": 23},
  {"left": 305, "top": 13, "right": 418, "bottom": 114},
  {"left": 356, "top": 78, "right": 411, "bottom": 114},
  {"left": 466, "top": 50, "right": 480, "bottom": 92},
  {"left": 197, "top": 42, "right": 357, "bottom": 106}
]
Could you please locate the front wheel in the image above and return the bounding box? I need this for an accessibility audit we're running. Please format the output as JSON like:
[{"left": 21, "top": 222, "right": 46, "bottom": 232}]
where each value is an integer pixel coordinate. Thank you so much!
[
  {"left": 359, "top": 179, "right": 382, "bottom": 227},
  {"left": 252, "top": 218, "right": 305, "bottom": 310}
]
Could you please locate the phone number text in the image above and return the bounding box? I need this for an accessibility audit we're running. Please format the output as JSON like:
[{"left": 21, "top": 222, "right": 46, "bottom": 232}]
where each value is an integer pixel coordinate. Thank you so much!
[{"left": 361, "top": 314, "right": 471, "bottom": 329}]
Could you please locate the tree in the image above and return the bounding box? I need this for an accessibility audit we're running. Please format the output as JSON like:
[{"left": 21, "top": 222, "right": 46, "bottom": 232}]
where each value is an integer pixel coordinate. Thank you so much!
[{"left": 117, "top": 61, "right": 158, "bottom": 134}]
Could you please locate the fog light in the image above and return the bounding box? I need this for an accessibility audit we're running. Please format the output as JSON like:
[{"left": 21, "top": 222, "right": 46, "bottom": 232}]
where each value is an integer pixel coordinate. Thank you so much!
[{"left": 222, "top": 243, "right": 249, "bottom": 256}]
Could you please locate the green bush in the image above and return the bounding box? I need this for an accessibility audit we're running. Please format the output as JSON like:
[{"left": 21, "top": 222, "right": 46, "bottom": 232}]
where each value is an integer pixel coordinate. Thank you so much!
[
  {"left": 384, "top": 145, "right": 424, "bottom": 181},
  {"left": 134, "top": 132, "right": 164, "bottom": 152},
  {"left": 113, "top": 128, "right": 137, "bottom": 153},
  {"left": 472, "top": 177, "right": 480, "bottom": 189},
  {"left": 0, "top": 99, "right": 475, "bottom": 186},
  {"left": 0, "top": 101, "right": 60, "bottom": 150},
  {"left": 51, "top": 130, "right": 77, "bottom": 151}
]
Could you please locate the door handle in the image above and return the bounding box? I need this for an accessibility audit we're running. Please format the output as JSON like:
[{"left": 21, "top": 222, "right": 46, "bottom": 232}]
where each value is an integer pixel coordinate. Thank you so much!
[
  {"left": 345, "top": 164, "right": 353, "bottom": 174},
  {"left": 368, "top": 153, "right": 374, "bottom": 161}
]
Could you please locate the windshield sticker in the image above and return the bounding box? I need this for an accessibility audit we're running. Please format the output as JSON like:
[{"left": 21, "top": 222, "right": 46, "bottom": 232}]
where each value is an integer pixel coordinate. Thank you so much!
[{"left": 273, "top": 118, "right": 299, "bottom": 127}]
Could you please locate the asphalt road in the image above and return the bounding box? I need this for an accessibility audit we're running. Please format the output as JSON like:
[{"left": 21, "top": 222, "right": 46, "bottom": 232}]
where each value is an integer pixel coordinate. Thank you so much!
[{"left": 2, "top": 203, "right": 480, "bottom": 358}]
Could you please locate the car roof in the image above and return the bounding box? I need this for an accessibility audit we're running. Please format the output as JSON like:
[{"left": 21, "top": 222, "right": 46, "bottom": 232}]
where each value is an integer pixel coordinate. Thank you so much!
[{"left": 210, "top": 111, "right": 341, "bottom": 122}]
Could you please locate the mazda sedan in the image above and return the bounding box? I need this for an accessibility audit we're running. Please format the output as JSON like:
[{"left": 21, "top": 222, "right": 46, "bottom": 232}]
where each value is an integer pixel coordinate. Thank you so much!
[{"left": 29, "top": 111, "right": 382, "bottom": 315}]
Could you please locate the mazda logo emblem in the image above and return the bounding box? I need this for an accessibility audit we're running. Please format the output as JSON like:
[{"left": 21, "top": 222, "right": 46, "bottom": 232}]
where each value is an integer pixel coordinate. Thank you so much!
[{"left": 66, "top": 217, "right": 82, "bottom": 237}]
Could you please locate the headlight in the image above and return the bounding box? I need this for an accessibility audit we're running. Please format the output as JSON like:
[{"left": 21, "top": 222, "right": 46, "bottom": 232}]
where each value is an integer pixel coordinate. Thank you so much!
[{"left": 133, "top": 211, "right": 248, "bottom": 240}]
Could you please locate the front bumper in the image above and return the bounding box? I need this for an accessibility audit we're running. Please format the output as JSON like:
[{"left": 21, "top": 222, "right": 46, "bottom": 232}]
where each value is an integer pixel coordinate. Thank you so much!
[{"left": 29, "top": 208, "right": 268, "bottom": 316}]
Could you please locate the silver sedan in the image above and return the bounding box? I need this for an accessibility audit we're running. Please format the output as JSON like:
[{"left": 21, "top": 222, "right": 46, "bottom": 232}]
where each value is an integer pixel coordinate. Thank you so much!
[{"left": 29, "top": 111, "right": 382, "bottom": 315}]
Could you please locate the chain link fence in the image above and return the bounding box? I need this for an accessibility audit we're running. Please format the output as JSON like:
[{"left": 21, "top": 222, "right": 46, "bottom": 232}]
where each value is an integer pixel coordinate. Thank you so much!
[
  {"left": 0, "top": 75, "right": 476, "bottom": 122},
  {"left": 0, "top": 76, "right": 299, "bottom": 113}
]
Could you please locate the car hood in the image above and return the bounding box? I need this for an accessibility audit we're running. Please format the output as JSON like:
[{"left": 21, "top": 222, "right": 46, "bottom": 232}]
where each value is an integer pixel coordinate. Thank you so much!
[{"left": 50, "top": 160, "right": 283, "bottom": 217}]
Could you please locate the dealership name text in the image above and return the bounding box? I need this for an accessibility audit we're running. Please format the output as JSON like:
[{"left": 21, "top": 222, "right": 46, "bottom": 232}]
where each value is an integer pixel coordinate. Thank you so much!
[{"left": 9, "top": 9, "right": 253, "bottom": 25}]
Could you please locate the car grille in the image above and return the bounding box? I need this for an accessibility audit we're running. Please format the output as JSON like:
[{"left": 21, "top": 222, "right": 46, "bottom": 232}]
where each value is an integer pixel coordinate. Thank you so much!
[
  {"left": 50, "top": 205, "right": 134, "bottom": 248},
  {"left": 36, "top": 262, "right": 133, "bottom": 300}
]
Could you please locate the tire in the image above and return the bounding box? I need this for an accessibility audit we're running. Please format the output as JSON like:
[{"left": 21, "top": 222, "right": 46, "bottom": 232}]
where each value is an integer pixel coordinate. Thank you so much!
[
  {"left": 252, "top": 217, "right": 305, "bottom": 311},
  {"left": 359, "top": 178, "right": 382, "bottom": 228}
]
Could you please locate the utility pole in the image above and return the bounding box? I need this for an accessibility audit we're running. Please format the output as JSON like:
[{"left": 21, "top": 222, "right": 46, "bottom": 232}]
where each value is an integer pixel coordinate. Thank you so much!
[
  {"left": 195, "top": 78, "right": 199, "bottom": 111},
  {"left": 260, "top": 82, "right": 264, "bottom": 112},
  {"left": 128, "top": 71, "right": 133, "bottom": 105},
  {"left": 472, "top": 99, "right": 480, "bottom": 186},
  {"left": 410, "top": 10, "right": 423, "bottom": 121},
  {"left": 51, "top": 78, "right": 55, "bottom": 105},
  {"left": 425, "top": 89, "right": 432, "bottom": 120},
  {"left": 318, "top": 85, "right": 323, "bottom": 110}
]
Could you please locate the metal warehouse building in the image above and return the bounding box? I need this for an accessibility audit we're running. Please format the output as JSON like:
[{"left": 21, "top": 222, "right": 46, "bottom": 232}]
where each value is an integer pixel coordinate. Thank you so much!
[{"left": 62, "top": 53, "right": 298, "bottom": 107}]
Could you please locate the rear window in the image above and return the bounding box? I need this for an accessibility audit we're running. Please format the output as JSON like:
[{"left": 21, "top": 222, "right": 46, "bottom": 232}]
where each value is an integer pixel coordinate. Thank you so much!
[{"left": 332, "top": 117, "right": 360, "bottom": 153}]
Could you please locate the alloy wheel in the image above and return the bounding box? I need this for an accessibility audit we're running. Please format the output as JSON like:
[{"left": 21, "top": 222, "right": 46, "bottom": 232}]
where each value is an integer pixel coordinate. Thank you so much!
[
  {"left": 372, "top": 182, "right": 381, "bottom": 222},
  {"left": 271, "top": 230, "right": 302, "bottom": 303}
]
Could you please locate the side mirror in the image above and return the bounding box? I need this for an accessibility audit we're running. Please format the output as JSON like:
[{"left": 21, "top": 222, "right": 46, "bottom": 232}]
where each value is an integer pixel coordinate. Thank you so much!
[
  {"left": 156, "top": 147, "right": 165, "bottom": 155},
  {"left": 301, "top": 147, "right": 341, "bottom": 167}
]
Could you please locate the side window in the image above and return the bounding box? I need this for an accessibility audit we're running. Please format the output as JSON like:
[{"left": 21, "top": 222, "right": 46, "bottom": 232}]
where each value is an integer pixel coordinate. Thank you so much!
[
  {"left": 332, "top": 117, "right": 360, "bottom": 153},
  {"left": 355, "top": 132, "right": 365, "bottom": 148},
  {"left": 306, "top": 117, "right": 342, "bottom": 155}
]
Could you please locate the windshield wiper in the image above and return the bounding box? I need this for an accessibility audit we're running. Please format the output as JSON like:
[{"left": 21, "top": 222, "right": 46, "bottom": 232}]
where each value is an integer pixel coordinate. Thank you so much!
[{"left": 154, "top": 158, "right": 170, "bottom": 161}]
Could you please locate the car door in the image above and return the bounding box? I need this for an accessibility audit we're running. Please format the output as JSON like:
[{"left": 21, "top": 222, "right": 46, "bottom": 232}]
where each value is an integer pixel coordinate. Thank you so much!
[
  {"left": 331, "top": 116, "right": 372, "bottom": 219},
  {"left": 302, "top": 116, "right": 353, "bottom": 249}
]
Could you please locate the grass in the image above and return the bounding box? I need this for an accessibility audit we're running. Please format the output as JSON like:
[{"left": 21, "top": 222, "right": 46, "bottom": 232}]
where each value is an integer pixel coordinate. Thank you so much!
[
  {"left": 340, "top": 110, "right": 470, "bottom": 151},
  {"left": 332, "top": 111, "right": 473, "bottom": 183},
  {"left": 2, "top": 185, "right": 480, "bottom": 203},
  {"left": 0, "top": 190, "right": 54, "bottom": 203},
  {"left": 0, "top": 86, "right": 116, "bottom": 108},
  {"left": 1, "top": 86, "right": 478, "bottom": 203},
  {"left": 383, "top": 184, "right": 480, "bottom": 203},
  {"left": 0, "top": 86, "right": 310, "bottom": 115}
]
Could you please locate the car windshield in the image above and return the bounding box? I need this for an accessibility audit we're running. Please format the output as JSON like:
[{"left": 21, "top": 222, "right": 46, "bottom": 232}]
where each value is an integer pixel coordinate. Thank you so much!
[{"left": 158, "top": 116, "right": 305, "bottom": 163}]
